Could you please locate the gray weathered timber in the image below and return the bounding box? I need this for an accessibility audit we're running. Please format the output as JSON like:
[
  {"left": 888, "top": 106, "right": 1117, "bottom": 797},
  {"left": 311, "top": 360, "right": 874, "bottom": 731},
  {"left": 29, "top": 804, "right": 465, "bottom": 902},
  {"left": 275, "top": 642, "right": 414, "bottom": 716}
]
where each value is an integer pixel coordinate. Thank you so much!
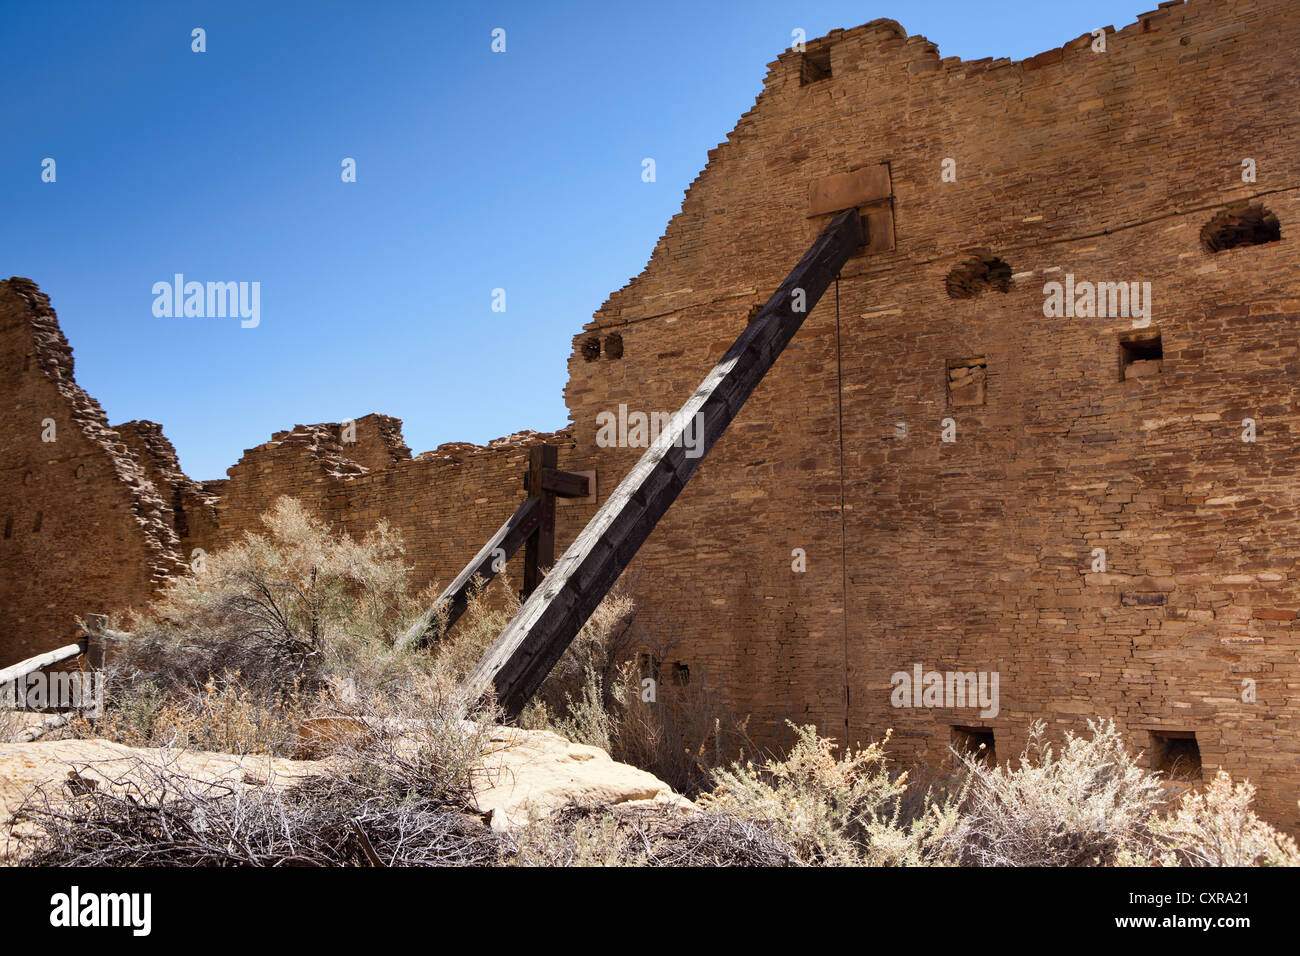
[
  {"left": 0, "top": 641, "right": 85, "bottom": 687},
  {"left": 465, "top": 209, "right": 864, "bottom": 715}
]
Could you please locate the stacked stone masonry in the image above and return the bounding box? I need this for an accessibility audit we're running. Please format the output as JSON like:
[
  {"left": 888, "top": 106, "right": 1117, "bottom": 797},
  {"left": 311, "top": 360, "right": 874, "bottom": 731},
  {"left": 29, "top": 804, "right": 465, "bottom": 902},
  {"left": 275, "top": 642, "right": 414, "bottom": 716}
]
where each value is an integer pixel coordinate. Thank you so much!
[{"left": 3, "top": 0, "right": 1298, "bottom": 828}]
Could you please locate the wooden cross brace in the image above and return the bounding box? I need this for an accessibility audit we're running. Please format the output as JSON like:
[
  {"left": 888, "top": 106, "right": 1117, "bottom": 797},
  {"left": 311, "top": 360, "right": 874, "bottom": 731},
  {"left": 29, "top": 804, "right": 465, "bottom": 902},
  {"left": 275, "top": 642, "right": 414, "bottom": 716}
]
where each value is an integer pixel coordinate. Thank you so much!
[{"left": 402, "top": 444, "right": 589, "bottom": 649}]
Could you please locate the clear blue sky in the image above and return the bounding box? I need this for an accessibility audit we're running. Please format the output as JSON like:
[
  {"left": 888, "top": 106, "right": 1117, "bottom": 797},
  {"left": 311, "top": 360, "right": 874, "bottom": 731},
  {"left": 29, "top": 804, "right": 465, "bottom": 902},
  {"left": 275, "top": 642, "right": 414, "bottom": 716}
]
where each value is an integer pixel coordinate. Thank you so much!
[{"left": 1, "top": 0, "right": 1151, "bottom": 480}]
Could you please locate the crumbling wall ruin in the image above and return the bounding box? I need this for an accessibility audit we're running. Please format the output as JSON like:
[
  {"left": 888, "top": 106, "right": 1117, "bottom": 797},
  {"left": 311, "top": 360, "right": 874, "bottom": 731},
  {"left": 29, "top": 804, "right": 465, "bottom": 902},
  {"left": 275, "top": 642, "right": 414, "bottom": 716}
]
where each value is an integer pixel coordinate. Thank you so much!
[
  {"left": 0, "top": 280, "right": 185, "bottom": 661},
  {"left": 3, "top": 0, "right": 1299, "bottom": 828}
]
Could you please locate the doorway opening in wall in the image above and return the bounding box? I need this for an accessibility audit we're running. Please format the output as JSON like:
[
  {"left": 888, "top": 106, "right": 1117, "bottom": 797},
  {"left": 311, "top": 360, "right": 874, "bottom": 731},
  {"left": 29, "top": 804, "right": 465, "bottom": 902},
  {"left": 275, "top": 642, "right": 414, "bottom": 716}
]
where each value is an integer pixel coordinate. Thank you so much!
[
  {"left": 951, "top": 725, "right": 995, "bottom": 767},
  {"left": 1119, "top": 331, "right": 1163, "bottom": 381},
  {"left": 1151, "top": 731, "right": 1202, "bottom": 780}
]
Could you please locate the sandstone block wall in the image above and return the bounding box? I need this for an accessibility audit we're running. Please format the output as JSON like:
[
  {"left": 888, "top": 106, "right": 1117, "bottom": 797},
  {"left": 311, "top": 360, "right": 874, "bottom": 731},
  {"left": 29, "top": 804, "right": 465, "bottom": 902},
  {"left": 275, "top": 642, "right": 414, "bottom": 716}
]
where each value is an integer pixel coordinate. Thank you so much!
[
  {"left": 562, "top": 0, "right": 1300, "bottom": 826},
  {"left": 0, "top": 280, "right": 184, "bottom": 661},
  {"left": 4, "top": 0, "right": 1298, "bottom": 828}
]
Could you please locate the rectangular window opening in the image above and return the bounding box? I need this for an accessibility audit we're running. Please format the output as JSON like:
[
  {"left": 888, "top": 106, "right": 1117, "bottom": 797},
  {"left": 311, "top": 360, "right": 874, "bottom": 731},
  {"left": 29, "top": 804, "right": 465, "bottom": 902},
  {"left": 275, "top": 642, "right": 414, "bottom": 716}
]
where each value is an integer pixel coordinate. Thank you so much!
[
  {"left": 800, "top": 50, "right": 832, "bottom": 85},
  {"left": 1120, "top": 332, "right": 1163, "bottom": 381},
  {"left": 1151, "top": 731, "right": 1201, "bottom": 780},
  {"left": 951, "top": 725, "right": 995, "bottom": 767},
  {"left": 947, "top": 357, "right": 988, "bottom": 406}
]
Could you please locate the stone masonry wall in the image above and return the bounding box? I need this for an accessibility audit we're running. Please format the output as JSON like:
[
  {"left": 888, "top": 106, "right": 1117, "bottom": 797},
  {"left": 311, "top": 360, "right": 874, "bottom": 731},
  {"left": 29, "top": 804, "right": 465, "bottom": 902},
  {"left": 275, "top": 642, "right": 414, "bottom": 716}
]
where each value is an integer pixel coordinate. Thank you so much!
[
  {"left": 0, "top": 279, "right": 185, "bottom": 662},
  {"left": 4, "top": 0, "right": 1298, "bottom": 828},
  {"left": 562, "top": 0, "right": 1300, "bottom": 827}
]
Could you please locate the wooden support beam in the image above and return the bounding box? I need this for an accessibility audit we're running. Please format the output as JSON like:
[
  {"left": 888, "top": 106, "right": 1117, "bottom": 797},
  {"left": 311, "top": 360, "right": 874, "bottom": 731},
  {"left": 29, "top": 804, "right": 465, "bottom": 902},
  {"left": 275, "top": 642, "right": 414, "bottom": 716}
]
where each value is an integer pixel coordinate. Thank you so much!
[
  {"left": 522, "top": 445, "right": 557, "bottom": 598},
  {"left": 465, "top": 209, "right": 864, "bottom": 716},
  {"left": 84, "top": 614, "right": 112, "bottom": 670},
  {"left": 402, "top": 494, "right": 543, "bottom": 649},
  {"left": 539, "top": 467, "right": 590, "bottom": 499}
]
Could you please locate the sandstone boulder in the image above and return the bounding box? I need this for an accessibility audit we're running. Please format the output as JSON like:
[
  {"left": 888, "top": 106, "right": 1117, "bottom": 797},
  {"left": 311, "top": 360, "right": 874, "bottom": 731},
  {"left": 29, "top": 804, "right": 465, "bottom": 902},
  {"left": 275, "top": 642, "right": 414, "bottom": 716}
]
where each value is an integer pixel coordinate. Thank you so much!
[{"left": 474, "top": 726, "right": 695, "bottom": 827}]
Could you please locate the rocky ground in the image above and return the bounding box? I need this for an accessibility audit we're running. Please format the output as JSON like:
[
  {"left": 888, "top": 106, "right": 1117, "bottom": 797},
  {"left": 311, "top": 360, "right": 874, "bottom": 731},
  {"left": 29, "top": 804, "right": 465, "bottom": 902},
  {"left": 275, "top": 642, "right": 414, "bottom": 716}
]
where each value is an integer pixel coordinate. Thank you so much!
[{"left": 0, "top": 719, "right": 692, "bottom": 861}]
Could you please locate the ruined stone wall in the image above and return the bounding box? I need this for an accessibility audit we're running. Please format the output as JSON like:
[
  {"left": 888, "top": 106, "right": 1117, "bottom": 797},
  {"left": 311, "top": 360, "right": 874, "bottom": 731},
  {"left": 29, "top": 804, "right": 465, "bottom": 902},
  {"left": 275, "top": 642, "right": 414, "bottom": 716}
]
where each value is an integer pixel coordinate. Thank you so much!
[
  {"left": 0, "top": 280, "right": 184, "bottom": 663},
  {"left": 191, "top": 416, "right": 588, "bottom": 603},
  {"left": 562, "top": 0, "right": 1300, "bottom": 827},
  {"left": 116, "top": 420, "right": 220, "bottom": 550},
  {"left": 5, "top": 0, "right": 1299, "bottom": 828}
]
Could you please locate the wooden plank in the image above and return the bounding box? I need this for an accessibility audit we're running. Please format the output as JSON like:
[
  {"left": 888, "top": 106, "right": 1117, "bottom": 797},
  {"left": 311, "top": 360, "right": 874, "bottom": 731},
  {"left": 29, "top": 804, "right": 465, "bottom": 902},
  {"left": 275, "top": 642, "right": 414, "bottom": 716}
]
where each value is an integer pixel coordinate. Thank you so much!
[
  {"left": 401, "top": 494, "right": 543, "bottom": 649},
  {"left": 465, "top": 209, "right": 864, "bottom": 715},
  {"left": 540, "top": 467, "right": 590, "bottom": 499},
  {"left": 0, "top": 641, "right": 86, "bottom": 687},
  {"left": 808, "top": 164, "right": 892, "bottom": 216},
  {"left": 16, "top": 712, "right": 75, "bottom": 742}
]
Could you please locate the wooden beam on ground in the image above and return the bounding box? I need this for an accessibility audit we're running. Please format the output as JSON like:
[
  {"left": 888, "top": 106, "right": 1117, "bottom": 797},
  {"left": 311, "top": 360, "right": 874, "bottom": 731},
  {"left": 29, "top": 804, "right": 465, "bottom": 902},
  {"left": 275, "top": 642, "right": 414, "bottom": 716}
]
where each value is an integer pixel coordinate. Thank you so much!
[
  {"left": 0, "top": 641, "right": 86, "bottom": 688},
  {"left": 465, "top": 209, "right": 864, "bottom": 716},
  {"left": 402, "top": 494, "right": 544, "bottom": 649}
]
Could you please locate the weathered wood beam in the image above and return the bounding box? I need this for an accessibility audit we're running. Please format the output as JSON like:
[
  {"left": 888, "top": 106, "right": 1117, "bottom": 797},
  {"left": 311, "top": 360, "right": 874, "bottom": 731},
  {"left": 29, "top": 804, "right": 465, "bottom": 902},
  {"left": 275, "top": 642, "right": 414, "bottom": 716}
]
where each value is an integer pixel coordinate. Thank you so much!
[
  {"left": 539, "top": 467, "right": 590, "bottom": 499},
  {"left": 522, "top": 446, "right": 557, "bottom": 598},
  {"left": 0, "top": 641, "right": 86, "bottom": 687},
  {"left": 402, "top": 494, "right": 543, "bottom": 649},
  {"left": 465, "top": 209, "right": 864, "bottom": 715}
]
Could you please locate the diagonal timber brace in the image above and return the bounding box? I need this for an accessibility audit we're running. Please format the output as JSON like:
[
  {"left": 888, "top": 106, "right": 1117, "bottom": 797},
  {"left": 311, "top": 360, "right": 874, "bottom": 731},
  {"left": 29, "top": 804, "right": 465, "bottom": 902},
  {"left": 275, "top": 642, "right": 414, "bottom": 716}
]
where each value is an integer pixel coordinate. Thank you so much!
[
  {"left": 401, "top": 494, "right": 543, "bottom": 649},
  {"left": 403, "top": 445, "right": 592, "bottom": 649},
  {"left": 464, "top": 209, "right": 865, "bottom": 715}
]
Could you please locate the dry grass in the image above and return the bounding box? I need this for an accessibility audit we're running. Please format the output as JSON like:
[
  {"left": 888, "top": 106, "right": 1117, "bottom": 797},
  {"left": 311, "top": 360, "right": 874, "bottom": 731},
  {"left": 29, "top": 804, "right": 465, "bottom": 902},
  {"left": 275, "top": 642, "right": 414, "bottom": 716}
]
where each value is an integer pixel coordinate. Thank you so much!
[
  {"left": 0, "top": 709, "right": 26, "bottom": 742},
  {"left": 504, "top": 803, "right": 800, "bottom": 867},
  {"left": 13, "top": 684, "right": 498, "bottom": 866}
]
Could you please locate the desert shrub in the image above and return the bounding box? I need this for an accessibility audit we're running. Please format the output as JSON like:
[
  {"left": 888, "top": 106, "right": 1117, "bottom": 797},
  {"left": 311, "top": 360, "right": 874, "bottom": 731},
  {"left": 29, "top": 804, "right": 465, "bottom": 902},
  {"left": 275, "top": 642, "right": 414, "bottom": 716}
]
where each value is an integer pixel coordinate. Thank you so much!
[
  {"left": 527, "top": 591, "right": 638, "bottom": 747},
  {"left": 945, "top": 719, "right": 1165, "bottom": 866},
  {"left": 700, "top": 722, "right": 952, "bottom": 865},
  {"left": 512, "top": 594, "right": 753, "bottom": 796},
  {"left": 117, "top": 497, "right": 427, "bottom": 695},
  {"left": 425, "top": 575, "right": 521, "bottom": 685},
  {"left": 605, "top": 672, "right": 752, "bottom": 797},
  {"left": 1124, "top": 771, "right": 1300, "bottom": 867},
  {"left": 94, "top": 498, "right": 442, "bottom": 753}
]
